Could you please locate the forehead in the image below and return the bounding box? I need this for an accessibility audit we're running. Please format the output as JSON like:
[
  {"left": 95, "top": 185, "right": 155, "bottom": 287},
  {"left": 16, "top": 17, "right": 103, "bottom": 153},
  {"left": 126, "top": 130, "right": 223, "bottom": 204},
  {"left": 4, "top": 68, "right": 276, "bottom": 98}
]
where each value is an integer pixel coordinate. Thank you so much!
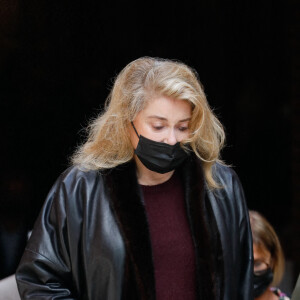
[
  {"left": 253, "top": 243, "right": 271, "bottom": 261},
  {"left": 141, "top": 96, "right": 192, "bottom": 119}
]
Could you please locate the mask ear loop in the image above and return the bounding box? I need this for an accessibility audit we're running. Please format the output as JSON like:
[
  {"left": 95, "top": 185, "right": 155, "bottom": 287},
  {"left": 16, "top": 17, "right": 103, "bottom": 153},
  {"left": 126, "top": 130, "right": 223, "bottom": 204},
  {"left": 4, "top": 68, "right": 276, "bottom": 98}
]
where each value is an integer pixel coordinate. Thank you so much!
[{"left": 131, "top": 122, "right": 140, "bottom": 138}]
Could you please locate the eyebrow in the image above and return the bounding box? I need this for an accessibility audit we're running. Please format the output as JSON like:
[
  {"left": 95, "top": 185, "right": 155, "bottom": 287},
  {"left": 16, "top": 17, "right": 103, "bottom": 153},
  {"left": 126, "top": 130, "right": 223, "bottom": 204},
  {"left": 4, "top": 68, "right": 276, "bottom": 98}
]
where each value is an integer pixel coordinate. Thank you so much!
[{"left": 147, "top": 116, "right": 191, "bottom": 122}]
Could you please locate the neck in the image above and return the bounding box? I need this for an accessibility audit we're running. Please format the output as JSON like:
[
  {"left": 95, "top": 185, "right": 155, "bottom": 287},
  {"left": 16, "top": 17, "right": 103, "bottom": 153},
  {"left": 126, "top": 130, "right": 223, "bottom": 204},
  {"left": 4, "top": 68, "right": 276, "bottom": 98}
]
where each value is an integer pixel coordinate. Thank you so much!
[{"left": 134, "top": 155, "right": 174, "bottom": 186}]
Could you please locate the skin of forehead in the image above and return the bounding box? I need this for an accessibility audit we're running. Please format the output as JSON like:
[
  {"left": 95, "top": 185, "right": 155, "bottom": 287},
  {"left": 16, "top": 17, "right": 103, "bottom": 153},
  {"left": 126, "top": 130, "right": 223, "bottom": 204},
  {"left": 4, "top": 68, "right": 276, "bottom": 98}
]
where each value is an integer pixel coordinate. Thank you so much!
[
  {"left": 141, "top": 96, "right": 192, "bottom": 123},
  {"left": 253, "top": 243, "right": 272, "bottom": 264}
]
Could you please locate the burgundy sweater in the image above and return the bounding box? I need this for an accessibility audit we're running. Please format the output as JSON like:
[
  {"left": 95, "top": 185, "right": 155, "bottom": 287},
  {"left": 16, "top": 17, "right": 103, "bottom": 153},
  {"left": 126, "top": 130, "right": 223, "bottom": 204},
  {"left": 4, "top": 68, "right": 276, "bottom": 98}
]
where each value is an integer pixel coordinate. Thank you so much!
[{"left": 141, "top": 172, "right": 197, "bottom": 300}]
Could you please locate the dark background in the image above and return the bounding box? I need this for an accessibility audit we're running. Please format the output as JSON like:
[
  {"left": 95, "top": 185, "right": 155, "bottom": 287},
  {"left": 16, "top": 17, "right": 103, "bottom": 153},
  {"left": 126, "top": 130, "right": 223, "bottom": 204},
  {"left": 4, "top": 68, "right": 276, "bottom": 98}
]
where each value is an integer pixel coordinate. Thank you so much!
[{"left": 0, "top": 0, "right": 299, "bottom": 291}]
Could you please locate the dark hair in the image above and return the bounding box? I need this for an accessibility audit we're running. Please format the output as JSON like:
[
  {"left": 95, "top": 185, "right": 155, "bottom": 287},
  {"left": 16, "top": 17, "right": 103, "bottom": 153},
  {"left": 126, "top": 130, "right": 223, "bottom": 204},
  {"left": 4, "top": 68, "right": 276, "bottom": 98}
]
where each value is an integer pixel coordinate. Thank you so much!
[{"left": 249, "top": 210, "right": 285, "bottom": 285}]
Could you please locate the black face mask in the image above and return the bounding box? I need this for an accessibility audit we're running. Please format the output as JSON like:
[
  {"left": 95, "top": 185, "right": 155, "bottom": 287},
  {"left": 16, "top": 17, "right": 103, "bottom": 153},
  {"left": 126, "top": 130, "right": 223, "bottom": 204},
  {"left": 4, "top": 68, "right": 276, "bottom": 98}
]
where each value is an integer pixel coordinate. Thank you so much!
[
  {"left": 131, "top": 122, "right": 190, "bottom": 174},
  {"left": 253, "top": 268, "right": 274, "bottom": 298}
]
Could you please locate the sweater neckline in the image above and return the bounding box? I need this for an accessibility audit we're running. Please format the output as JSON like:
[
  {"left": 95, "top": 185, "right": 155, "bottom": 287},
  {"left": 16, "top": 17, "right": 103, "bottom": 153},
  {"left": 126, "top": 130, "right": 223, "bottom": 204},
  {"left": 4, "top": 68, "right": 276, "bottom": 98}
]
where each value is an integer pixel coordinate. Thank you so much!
[{"left": 140, "top": 171, "right": 179, "bottom": 193}]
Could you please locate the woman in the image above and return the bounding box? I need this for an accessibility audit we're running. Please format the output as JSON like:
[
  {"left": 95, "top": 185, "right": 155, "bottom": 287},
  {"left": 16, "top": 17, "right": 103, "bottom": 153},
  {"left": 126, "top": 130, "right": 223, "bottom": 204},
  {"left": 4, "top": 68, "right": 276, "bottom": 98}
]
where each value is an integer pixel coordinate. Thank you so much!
[
  {"left": 250, "top": 210, "right": 290, "bottom": 300},
  {"left": 16, "top": 57, "right": 253, "bottom": 299}
]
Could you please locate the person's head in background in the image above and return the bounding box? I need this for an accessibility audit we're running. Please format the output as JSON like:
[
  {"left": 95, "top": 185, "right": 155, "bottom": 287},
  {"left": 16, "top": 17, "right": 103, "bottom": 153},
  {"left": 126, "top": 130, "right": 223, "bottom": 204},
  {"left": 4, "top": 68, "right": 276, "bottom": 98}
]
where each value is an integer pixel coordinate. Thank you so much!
[{"left": 249, "top": 210, "right": 286, "bottom": 300}]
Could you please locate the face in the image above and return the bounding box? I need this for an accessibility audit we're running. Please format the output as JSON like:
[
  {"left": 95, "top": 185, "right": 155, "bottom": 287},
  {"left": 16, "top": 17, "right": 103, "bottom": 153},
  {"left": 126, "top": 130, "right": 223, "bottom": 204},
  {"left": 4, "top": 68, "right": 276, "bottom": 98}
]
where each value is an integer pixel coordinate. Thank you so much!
[
  {"left": 253, "top": 243, "right": 272, "bottom": 274},
  {"left": 129, "top": 96, "right": 192, "bottom": 148}
]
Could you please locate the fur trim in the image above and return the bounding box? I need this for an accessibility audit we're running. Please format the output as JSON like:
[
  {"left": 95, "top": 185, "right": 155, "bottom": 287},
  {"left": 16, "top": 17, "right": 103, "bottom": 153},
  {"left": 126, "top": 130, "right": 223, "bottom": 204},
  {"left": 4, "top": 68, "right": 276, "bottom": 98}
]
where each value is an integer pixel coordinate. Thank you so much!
[
  {"left": 106, "top": 161, "right": 155, "bottom": 300},
  {"left": 179, "top": 155, "right": 219, "bottom": 299}
]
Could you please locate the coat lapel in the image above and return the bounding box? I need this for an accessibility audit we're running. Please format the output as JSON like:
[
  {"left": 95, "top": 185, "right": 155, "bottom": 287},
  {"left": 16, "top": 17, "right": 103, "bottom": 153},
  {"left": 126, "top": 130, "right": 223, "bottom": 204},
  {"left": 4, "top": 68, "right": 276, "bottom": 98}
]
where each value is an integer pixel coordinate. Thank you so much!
[
  {"left": 106, "top": 161, "right": 155, "bottom": 300},
  {"left": 179, "top": 155, "right": 223, "bottom": 300}
]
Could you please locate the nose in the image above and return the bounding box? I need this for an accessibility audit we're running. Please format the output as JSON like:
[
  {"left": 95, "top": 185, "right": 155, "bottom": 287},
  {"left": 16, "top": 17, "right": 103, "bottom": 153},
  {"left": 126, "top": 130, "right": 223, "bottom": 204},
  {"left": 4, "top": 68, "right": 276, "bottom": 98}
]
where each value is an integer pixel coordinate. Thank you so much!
[{"left": 164, "top": 129, "right": 177, "bottom": 145}]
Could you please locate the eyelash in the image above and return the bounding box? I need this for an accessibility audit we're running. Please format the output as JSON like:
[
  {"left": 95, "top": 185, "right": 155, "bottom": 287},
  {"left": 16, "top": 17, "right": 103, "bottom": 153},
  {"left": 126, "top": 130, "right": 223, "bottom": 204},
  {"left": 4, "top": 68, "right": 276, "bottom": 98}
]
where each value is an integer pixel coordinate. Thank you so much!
[
  {"left": 152, "top": 126, "right": 188, "bottom": 132},
  {"left": 153, "top": 126, "right": 164, "bottom": 131},
  {"left": 178, "top": 127, "right": 188, "bottom": 132}
]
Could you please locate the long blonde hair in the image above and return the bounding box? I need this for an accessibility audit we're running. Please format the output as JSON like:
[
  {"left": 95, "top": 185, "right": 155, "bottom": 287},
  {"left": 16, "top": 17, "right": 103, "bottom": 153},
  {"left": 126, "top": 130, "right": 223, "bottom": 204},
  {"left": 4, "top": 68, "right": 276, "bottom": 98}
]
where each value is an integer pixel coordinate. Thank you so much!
[
  {"left": 72, "top": 57, "right": 225, "bottom": 188},
  {"left": 249, "top": 210, "right": 285, "bottom": 286}
]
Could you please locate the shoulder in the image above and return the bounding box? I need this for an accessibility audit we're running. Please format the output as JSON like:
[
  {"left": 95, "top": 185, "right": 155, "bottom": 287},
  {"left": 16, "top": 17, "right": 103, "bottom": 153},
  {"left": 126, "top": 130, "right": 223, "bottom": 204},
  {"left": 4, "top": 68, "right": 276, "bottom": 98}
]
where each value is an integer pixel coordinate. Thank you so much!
[
  {"left": 212, "top": 161, "right": 235, "bottom": 176},
  {"left": 42, "top": 165, "right": 110, "bottom": 212},
  {"left": 60, "top": 165, "right": 101, "bottom": 183},
  {"left": 211, "top": 162, "right": 242, "bottom": 191},
  {"left": 54, "top": 165, "right": 106, "bottom": 192},
  {"left": 207, "top": 162, "right": 249, "bottom": 223}
]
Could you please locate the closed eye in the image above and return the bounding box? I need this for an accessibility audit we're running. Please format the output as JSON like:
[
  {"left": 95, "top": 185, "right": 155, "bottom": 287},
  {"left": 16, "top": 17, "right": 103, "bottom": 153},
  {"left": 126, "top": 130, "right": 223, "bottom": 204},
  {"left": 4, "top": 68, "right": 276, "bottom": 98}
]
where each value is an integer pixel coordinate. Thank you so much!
[
  {"left": 152, "top": 125, "right": 164, "bottom": 131},
  {"left": 178, "top": 126, "right": 188, "bottom": 132}
]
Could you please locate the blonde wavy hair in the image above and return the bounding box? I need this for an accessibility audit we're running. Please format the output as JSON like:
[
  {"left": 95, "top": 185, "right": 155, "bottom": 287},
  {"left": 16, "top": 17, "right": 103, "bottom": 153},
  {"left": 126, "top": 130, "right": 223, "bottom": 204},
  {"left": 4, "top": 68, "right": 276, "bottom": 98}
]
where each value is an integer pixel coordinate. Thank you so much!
[
  {"left": 249, "top": 210, "right": 285, "bottom": 286},
  {"left": 72, "top": 57, "right": 225, "bottom": 189}
]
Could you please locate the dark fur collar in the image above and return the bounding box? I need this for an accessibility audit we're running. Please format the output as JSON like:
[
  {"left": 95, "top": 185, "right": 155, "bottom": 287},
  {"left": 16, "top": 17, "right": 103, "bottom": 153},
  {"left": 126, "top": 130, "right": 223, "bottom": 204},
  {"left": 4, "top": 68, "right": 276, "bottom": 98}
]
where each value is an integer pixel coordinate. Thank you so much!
[{"left": 106, "top": 155, "right": 224, "bottom": 300}]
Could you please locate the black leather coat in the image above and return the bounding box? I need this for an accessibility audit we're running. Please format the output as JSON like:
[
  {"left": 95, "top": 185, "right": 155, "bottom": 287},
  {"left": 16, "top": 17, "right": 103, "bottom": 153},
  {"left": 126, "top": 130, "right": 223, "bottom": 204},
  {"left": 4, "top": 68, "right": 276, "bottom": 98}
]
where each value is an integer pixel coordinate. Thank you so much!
[{"left": 16, "top": 156, "right": 253, "bottom": 299}]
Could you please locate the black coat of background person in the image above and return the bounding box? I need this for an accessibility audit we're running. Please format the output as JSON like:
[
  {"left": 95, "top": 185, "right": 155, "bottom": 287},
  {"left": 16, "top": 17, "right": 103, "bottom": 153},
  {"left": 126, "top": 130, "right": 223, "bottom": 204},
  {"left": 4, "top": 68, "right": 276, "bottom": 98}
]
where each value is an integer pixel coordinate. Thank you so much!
[{"left": 0, "top": 0, "right": 298, "bottom": 292}]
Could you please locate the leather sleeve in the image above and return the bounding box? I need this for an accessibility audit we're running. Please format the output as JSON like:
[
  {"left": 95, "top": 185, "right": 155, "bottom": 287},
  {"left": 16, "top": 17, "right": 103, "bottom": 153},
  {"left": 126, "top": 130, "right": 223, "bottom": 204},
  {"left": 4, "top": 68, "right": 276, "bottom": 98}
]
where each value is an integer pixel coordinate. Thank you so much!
[
  {"left": 16, "top": 171, "right": 79, "bottom": 299},
  {"left": 232, "top": 171, "right": 254, "bottom": 300}
]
